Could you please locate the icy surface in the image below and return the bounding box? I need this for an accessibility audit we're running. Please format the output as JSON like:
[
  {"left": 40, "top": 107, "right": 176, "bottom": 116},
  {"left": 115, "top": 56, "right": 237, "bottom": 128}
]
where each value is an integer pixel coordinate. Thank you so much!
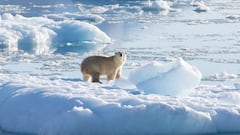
[
  {"left": 129, "top": 58, "right": 201, "bottom": 96},
  {"left": 142, "top": 0, "right": 181, "bottom": 14},
  {"left": 192, "top": 1, "right": 210, "bottom": 13},
  {"left": 0, "top": 13, "right": 111, "bottom": 55},
  {"left": 1, "top": 73, "right": 240, "bottom": 135},
  {"left": 143, "top": 0, "right": 171, "bottom": 11}
]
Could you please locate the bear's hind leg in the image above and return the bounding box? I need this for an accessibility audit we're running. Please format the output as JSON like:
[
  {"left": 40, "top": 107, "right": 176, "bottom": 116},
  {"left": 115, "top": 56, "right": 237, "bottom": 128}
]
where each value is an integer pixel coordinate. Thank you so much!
[{"left": 92, "top": 72, "right": 102, "bottom": 83}]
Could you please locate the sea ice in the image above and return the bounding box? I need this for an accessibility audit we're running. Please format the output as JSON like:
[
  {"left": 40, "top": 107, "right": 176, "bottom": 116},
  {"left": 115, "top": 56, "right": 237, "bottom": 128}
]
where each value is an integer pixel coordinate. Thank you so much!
[
  {"left": 234, "top": 83, "right": 240, "bottom": 90},
  {"left": 0, "top": 73, "right": 215, "bottom": 135},
  {"left": 129, "top": 58, "right": 201, "bottom": 96},
  {"left": 145, "top": 0, "right": 171, "bottom": 11},
  {"left": 204, "top": 72, "right": 238, "bottom": 82},
  {"left": 226, "top": 15, "right": 240, "bottom": 21},
  {"left": 192, "top": 1, "right": 210, "bottom": 12},
  {"left": 1, "top": 73, "right": 240, "bottom": 135},
  {"left": 142, "top": 0, "right": 181, "bottom": 14},
  {"left": 0, "top": 13, "right": 111, "bottom": 55}
]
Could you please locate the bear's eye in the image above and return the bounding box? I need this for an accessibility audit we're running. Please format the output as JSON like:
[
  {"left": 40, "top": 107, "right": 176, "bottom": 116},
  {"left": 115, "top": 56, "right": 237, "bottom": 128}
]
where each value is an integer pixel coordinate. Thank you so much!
[{"left": 119, "top": 52, "right": 122, "bottom": 57}]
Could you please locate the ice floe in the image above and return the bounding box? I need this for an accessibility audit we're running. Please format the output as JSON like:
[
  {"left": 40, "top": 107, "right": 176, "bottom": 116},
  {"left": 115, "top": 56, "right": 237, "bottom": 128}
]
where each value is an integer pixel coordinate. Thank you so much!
[
  {"left": 1, "top": 72, "right": 240, "bottom": 135},
  {"left": 203, "top": 72, "right": 238, "bottom": 82},
  {"left": 0, "top": 5, "right": 28, "bottom": 14},
  {"left": 144, "top": 0, "right": 171, "bottom": 11},
  {"left": 191, "top": 1, "right": 210, "bottom": 13},
  {"left": 46, "top": 12, "right": 105, "bottom": 23},
  {"left": 129, "top": 58, "right": 201, "bottom": 96},
  {"left": 142, "top": 0, "right": 181, "bottom": 14},
  {"left": 0, "top": 13, "right": 111, "bottom": 55}
]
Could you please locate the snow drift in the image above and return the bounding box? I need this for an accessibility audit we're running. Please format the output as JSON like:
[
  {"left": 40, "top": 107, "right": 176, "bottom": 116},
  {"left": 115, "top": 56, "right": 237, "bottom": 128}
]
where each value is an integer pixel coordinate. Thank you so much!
[{"left": 129, "top": 58, "right": 201, "bottom": 96}]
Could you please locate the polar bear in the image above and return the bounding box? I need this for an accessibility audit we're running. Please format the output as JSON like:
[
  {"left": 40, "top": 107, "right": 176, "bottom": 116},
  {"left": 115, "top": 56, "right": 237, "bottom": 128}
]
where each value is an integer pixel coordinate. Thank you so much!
[{"left": 80, "top": 51, "right": 127, "bottom": 83}]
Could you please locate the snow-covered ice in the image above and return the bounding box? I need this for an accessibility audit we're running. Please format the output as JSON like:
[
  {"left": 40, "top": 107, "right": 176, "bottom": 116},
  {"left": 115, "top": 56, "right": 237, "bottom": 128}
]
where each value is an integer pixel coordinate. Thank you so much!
[
  {"left": 0, "top": 73, "right": 240, "bottom": 135},
  {"left": 129, "top": 58, "right": 201, "bottom": 96},
  {"left": 142, "top": 0, "right": 181, "bottom": 14},
  {"left": 144, "top": 0, "right": 171, "bottom": 11},
  {"left": 0, "top": 58, "right": 240, "bottom": 135},
  {"left": 0, "top": 13, "right": 111, "bottom": 55},
  {"left": 191, "top": 1, "right": 210, "bottom": 13}
]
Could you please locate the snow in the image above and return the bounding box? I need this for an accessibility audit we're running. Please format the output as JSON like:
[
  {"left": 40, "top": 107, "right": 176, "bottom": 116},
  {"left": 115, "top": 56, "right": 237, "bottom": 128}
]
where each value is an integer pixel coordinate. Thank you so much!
[
  {"left": 0, "top": 5, "right": 27, "bottom": 14},
  {"left": 0, "top": 59, "right": 240, "bottom": 135},
  {"left": 204, "top": 72, "right": 238, "bottom": 82},
  {"left": 0, "top": 13, "right": 111, "bottom": 55},
  {"left": 191, "top": 1, "right": 210, "bottom": 13},
  {"left": 143, "top": 0, "right": 181, "bottom": 14},
  {"left": 129, "top": 58, "right": 201, "bottom": 96},
  {"left": 0, "top": 72, "right": 240, "bottom": 135},
  {"left": 145, "top": 0, "right": 171, "bottom": 11},
  {"left": 46, "top": 13, "right": 105, "bottom": 23}
]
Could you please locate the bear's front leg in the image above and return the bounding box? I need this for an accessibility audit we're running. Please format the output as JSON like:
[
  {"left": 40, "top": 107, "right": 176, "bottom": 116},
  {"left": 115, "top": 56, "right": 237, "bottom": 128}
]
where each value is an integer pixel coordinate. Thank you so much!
[
  {"left": 107, "top": 70, "right": 118, "bottom": 81},
  {"left": 115, "top": 68, "right": 121, "bottom": 79}
]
